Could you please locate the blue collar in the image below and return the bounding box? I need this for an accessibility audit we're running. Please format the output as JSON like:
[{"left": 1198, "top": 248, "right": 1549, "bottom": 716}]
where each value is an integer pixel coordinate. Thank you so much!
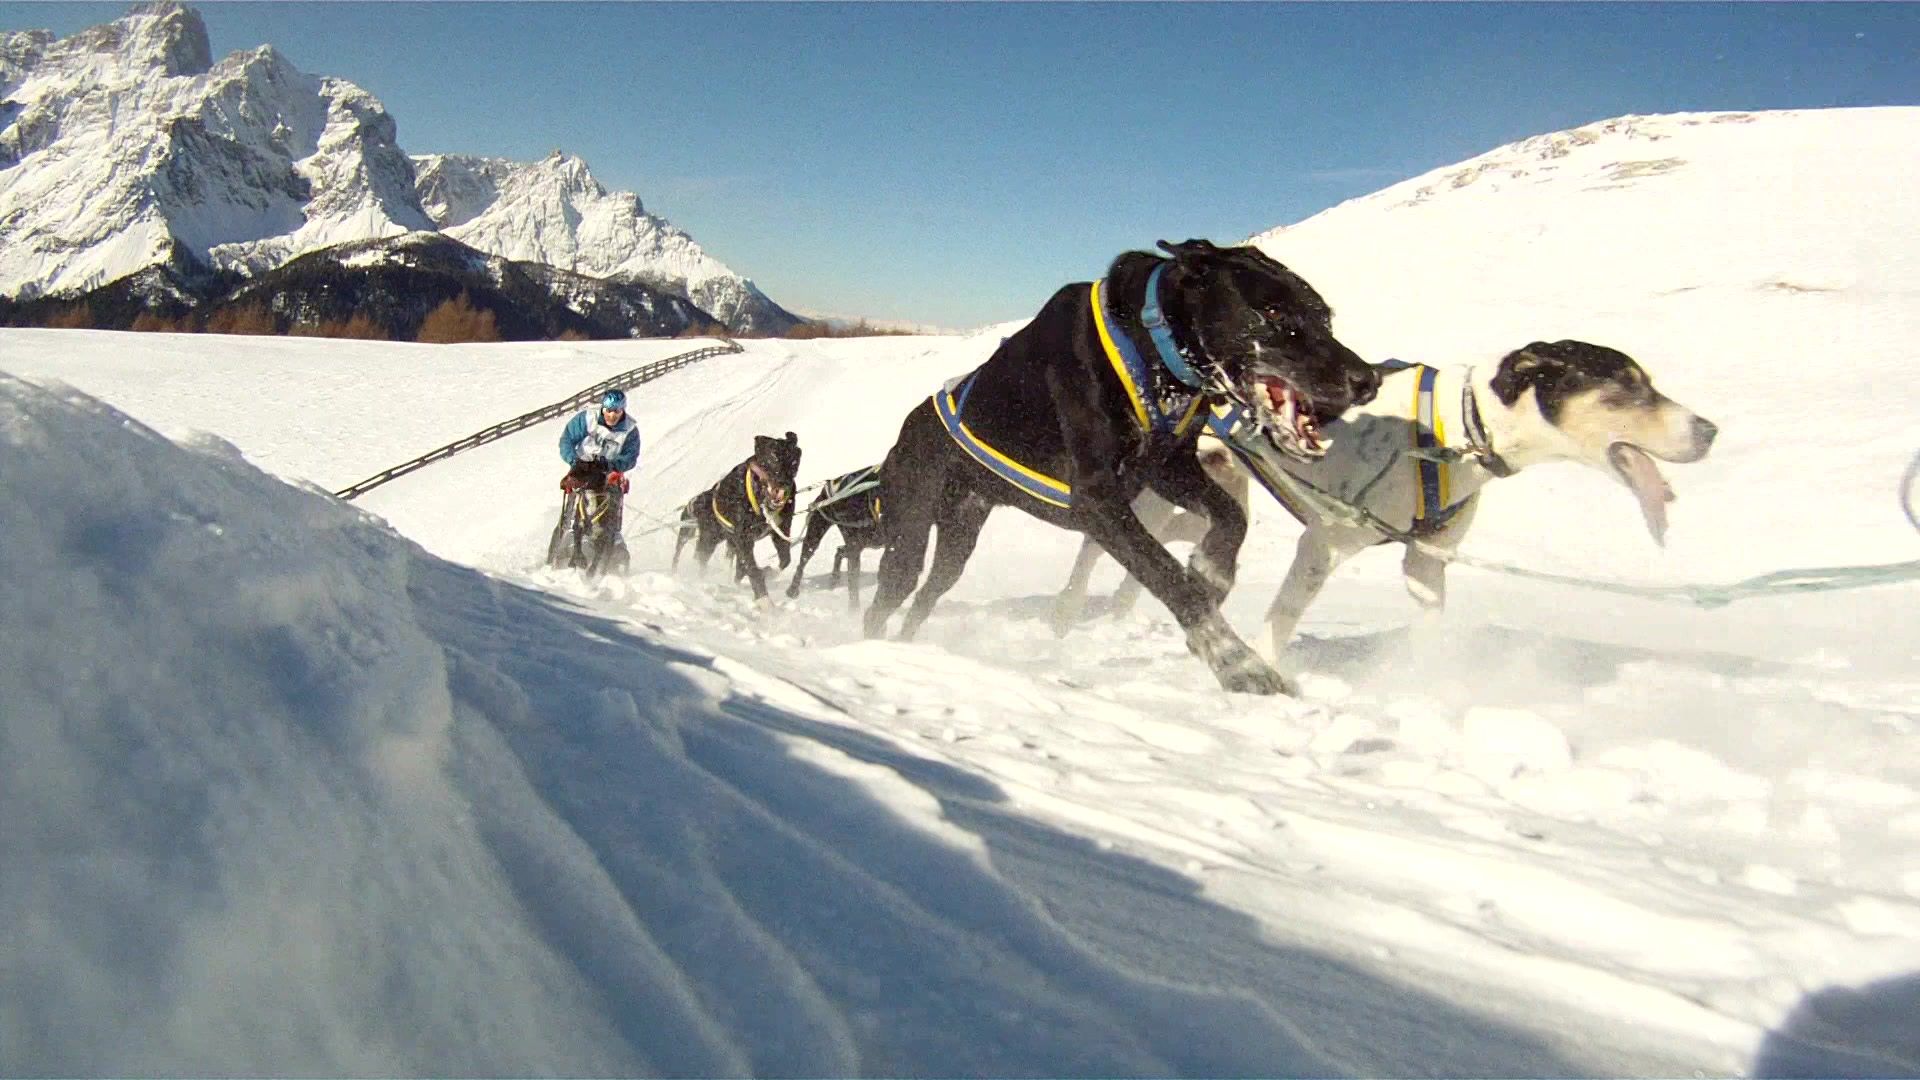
[
  {"left": 1136, "top": 263, "right": 1203, "bottom": 388},
  {"left": 1092, "top": 277, "right": 1206, "bottom": 438}
]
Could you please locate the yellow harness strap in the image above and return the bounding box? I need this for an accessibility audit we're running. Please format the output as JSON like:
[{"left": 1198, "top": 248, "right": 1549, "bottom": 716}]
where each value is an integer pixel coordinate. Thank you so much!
[
  {"left": 930, "top": 278, "right": 1205, "bottom": 509},
  {"left": 1090, "top": 279, "right": 1205, "bottom": 439}
]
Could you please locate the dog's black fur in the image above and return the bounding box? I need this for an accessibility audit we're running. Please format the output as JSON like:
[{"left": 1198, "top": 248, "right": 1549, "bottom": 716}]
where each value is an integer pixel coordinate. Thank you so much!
[
  {"left": 673, "top": 431, "right": 802, "bottom": 602},
  {"left": 863, "top": 240, "right": 1379, "bottom": 694},
  {"left": 785, "top": 466, "right": 887, "bottom": 609}
]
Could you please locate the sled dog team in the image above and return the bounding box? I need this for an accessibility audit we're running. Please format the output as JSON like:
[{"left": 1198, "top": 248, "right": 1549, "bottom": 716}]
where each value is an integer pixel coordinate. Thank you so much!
[{"left": 557, "top": 239, "right": 1717, "bottom": 695}]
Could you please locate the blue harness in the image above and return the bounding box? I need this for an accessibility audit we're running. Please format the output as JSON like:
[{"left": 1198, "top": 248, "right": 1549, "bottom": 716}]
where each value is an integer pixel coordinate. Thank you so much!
[{"left": 1381, "top": 359, "right": 1472, "bottom": 536}]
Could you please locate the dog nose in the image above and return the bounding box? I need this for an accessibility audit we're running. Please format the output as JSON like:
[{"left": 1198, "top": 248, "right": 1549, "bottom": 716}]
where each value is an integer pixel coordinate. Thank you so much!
[
  {"left": 1348, "top": 363, "right": 1381, "bottom": 407},
  {"left": 1692, "top": 416, "right": 1718, "bottom": 448}
]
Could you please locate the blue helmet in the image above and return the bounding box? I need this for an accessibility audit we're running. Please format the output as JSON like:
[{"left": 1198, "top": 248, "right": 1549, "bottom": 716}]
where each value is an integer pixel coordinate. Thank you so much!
[{"left": 600, "top": 389, "right": 627, "bottom": 412}]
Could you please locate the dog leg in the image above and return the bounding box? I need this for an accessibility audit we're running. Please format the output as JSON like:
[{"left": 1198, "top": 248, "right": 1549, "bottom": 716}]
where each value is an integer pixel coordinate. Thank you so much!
[
  {"left": 867, "top": 522, "right": 930, "bottom": 638},
  {"left": 1147, "top": 450, "right": 1247, "bottom": 607},
  {"left": 1403, "top": 502, "right": 1472, "bottom": 620},
  {"left": 671, "top": 506, "right": 694, "bottom": 570},
  {"left": 845, "top": 546, "right": 865, "bottom": 611},
  {"left": 1051, "top": 535, "right": 1108, "bottom": 636},
  {"left": 902, "top": 492, "right": 993, "bottom": 640},
  {"left": 693, "top": 529, "right": 722, "bottom": 576},
  {"left": 1267, "top": 530, "right": 1342, "bottom": 658},
  {"left": 1090, "top": 490, "right": 1186, "bottom": 625},
  {"left": 733, "top": 533, "right": 773, "bottom": 602},
  {"left": 1110, "top": 572, "right": 1146, "bottom": 616},
  {"left": 786, "top": 513, "right": 831, "bottom": 599},
  {"left": 1078, "top": 496, "right": 1286, "bottom": 695},
  {"left": 1403, "top": 546, "right": 1448, "bottom": 612},
  {"left": 865, "top": 404, "right": 946, "bottom": 639}
]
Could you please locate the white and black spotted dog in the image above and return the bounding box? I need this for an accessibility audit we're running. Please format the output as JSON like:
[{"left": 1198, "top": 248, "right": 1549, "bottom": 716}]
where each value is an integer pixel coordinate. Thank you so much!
[{"left": 1056, "top": 340, "right": 1718, "bottom": 657}]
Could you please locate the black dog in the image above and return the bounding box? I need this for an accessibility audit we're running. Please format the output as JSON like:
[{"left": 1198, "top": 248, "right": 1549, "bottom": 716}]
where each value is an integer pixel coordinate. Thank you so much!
[
  {"left": 785, "top": 464, "right": 886, "bottom": 609},
  {"left": 863, "top": 239, "right": 1380, "bottom": 694},
  {"left": 673, "top": 431, "right": 802, "bottom": 602},
  {"left": 546, "top": 459, "right": 630, "bottom": 577}
]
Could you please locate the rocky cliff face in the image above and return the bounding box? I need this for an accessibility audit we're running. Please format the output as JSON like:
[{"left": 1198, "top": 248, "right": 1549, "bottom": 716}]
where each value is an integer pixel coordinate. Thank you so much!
[
  {"left": 0, "top": 4, "right": 429, "bottom": 298},
  {"left": 0, "top": 3, "right": 802, "bottom": 335},
  {"left": 415, "top": 152, "right": 801, "bottom": 335}
]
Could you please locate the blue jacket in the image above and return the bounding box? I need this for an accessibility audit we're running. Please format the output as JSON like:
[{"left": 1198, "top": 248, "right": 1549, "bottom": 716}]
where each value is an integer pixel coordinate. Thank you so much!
[{"left": 560, "top": 408, "right": 641, "bottom": 471}]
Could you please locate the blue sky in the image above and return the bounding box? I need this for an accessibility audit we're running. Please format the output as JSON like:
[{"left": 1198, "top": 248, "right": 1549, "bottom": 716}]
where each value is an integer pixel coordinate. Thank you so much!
[{"left": 6, "top": 2, "right": 1919, "bottom": 328}]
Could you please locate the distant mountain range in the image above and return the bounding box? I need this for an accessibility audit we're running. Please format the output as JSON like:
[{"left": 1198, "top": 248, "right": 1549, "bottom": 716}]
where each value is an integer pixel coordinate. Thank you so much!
[{"left": 0, "top": 2, "right": 802, "bottom": 338}]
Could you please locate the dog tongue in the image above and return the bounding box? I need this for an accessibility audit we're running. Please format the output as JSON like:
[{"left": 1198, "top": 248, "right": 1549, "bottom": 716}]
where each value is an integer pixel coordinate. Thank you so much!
[{"left": 1609, "top": 443, "right": 1674, "bottom": 545}]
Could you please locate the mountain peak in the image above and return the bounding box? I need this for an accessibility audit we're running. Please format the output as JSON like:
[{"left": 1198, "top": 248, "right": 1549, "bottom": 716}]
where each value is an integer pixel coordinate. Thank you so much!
[
  {"left": 0, "top": 2, "right": 802, "bottom": 335},
  {"left": 421, "top": 152, "right": 800, "bottom": 333},
  {"left": 532, "top": 150, "right": 602, "bottom": 196},
  {"left": 70, "top": 2, "right": 211, "bottom": 77}
]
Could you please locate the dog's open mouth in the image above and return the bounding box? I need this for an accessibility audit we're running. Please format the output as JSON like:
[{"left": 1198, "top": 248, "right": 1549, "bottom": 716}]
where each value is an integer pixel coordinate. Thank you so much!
[
  {"left": 1249, "top": 373, "right": 1331, "bottom": 460},
  {"left": 1608, "top": 442, "right": 1676, "bottom": 545}
]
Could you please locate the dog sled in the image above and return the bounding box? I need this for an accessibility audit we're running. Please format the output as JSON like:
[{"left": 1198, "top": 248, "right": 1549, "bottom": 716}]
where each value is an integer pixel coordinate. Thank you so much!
[{"left": 547, "top": 462, "right": 630, "bottom": 578}]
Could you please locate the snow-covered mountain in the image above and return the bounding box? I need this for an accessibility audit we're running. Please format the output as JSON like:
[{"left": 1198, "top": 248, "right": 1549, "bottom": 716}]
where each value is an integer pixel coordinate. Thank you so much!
[
  {"left": 415, "top": 152, "right": 801, "bottom": 336},
  {"left": 0, "top": 3, "right": 801, "bottom": 334},
  {"left": 0, "top": 3, "right": 429, "bottom": 298}
]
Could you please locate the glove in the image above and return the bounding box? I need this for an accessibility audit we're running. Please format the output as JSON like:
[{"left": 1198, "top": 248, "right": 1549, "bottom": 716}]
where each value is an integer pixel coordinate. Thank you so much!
[
  {"left": 560, "top": 474, "right": 578, "bottom": 493},
  {"left": 607, "top": 471, "right": 629, "bottom": 494}
]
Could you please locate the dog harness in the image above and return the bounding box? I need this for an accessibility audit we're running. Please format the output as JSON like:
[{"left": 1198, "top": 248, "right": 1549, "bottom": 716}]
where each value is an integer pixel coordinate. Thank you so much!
[
  {"left": 933, "top": 271, "right": 1205, "bottom": 509},
  {"left": 709, "top": 463, "right": 775, "bottom": 532},
  {"left": 1210, "top": 361, "right": 1479, "bottom": 537},
  {"left": 811, "top": 466, "right": 884, "bottom": 525},
  {"left": 1380, "top": 359, "right": 1475, "bottom": 535}
]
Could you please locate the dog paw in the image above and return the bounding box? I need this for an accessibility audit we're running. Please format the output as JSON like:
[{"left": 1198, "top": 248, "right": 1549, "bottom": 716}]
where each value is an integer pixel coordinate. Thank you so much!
[
  {"left": 1216, "top": 658, "right": 1296, "bottom": 696},
  {"left": 1187, "top": 619, "right": 1295, "bottom": 696}
]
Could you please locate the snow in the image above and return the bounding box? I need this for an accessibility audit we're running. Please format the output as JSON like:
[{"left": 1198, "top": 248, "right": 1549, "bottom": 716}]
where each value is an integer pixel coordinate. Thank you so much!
[{"left": 4, "top": 106, "right": 1920, "bottom": 1076}]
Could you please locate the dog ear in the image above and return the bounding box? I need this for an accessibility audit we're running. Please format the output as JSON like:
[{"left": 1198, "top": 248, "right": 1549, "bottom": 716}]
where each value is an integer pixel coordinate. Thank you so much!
[
  {"left": 1157, "top": 238, "right": 1220, "bottom": 259},
  {"left": 1490, "top": 342, "right": 1583, "bottom": 406},
  {"left": 785, "top": 431, "right": 798, "bottom": 444},
  {"left": 754, "top": 434, "right": 774, "bottom": 455},
  {"left": 1491, "top": 345, "right": 1544, "bottom": 405}
]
